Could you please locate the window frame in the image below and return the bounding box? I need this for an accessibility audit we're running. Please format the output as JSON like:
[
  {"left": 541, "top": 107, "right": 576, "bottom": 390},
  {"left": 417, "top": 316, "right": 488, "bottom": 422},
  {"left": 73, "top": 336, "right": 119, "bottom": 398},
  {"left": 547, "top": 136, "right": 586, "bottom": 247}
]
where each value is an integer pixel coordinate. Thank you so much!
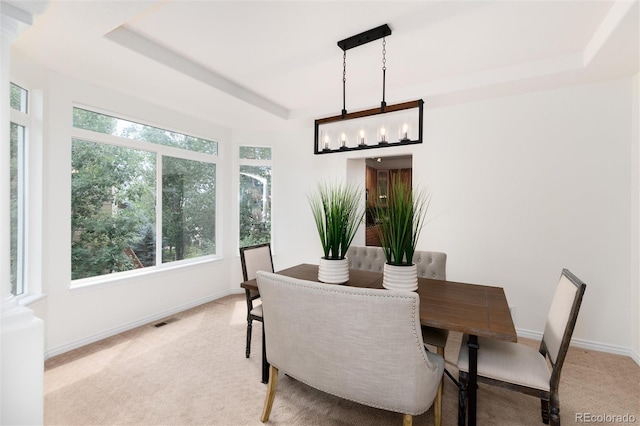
[
  {"left": 238, "top": 145, "right": 272, "bottom": 249},
  {"left": 9, "top": 83, "right": 30, "bottom": 297},
  {"left": 70, "top": 105, "right": 221, "bottom": 287}
]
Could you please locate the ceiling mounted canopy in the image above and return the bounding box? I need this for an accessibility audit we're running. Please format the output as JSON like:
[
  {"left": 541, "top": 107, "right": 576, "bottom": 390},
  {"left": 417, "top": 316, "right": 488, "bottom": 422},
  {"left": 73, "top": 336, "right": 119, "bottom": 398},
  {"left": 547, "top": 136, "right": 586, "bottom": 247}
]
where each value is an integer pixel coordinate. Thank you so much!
[
  {"left": 337, "top": 23, "right": 392, "bottom": 51},
  {"left": 314, "top": 24, "right": 423, "bottom": 155}
]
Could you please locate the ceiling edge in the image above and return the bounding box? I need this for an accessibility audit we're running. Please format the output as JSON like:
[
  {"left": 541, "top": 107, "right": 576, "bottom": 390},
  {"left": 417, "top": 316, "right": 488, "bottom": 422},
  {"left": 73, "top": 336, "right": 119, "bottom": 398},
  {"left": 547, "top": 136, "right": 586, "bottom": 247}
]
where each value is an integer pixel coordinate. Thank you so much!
[
  {"left": 583, "top": 0, "right": 638, "bottom": 66},
  {"left": 104, "top": 25, "right": 290, "bottom": 120}
]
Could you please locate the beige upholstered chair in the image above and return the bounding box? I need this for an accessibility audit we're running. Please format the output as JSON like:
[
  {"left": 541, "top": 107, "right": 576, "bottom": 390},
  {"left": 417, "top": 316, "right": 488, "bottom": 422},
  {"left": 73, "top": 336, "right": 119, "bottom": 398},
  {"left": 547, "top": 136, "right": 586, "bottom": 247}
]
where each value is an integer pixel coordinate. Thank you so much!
[
  {"left": 256, "top": 271, "right": 444, "bottom": 426},
  {"left": 346, "top": 245, "right": 386, "bottom": 272},
  {"left": 347, "top": 246, "right": 448, "bottom": 426},
  {"left": 457, "top": 269, "right": 586, "bottom": 426},
  {"left": 414, "top": 250, "right": 447, "bottom": 426},
  {"left": 346, "top": 246, "right": 447, "bottom": 280},
  {"left": 239, "top": 243, "right": 274, "bottom": 362},
  {"left": 414, "top": 250, "right": 447, "bottom": 280}
]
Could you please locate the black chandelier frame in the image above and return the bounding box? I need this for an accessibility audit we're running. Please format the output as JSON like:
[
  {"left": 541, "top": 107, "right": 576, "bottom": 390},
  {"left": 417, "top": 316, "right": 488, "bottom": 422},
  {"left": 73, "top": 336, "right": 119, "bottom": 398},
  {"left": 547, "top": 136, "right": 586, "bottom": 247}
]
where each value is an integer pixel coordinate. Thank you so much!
[{"left": 314, "top": 24, "right": 424, "bottom": 155}]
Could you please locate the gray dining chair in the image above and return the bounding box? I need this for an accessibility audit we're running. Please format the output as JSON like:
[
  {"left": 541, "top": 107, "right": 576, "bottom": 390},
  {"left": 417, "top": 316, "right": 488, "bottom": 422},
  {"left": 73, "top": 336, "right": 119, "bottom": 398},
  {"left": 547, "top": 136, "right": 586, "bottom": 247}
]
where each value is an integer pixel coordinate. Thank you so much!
[
  {"left": 240, "top": 243, "right": 274, "bottom": 360},
  {"left": 457, "top": 268, "right": 586, "bottom": 426}
]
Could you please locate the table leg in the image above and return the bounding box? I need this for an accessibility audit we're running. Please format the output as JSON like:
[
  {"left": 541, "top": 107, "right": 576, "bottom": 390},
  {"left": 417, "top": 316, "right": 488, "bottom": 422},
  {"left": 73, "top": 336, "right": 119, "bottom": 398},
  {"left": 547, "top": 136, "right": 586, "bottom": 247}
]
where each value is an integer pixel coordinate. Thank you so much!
[
  {"left": 458, "top": 374, "right": 467, "bottom": 426},
  {"left": 261, "top": 323, "right": 270, "bottom": 384},
  {"left": 467, "top": 335, "right": 479, "bottom": 426}
]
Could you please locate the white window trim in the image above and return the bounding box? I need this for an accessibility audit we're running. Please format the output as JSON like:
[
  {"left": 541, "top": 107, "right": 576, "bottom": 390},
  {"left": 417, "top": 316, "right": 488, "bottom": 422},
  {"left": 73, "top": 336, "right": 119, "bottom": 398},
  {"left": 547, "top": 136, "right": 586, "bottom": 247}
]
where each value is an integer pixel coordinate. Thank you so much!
[
  {"left": 70, "top": 106, "right": 221, "bottom": 287},
  {"left": 10, "top": 84, "right": 45, "bottom": 303},
  {"left": 10, "top": 89, "right": 30, "bottom": 299}
]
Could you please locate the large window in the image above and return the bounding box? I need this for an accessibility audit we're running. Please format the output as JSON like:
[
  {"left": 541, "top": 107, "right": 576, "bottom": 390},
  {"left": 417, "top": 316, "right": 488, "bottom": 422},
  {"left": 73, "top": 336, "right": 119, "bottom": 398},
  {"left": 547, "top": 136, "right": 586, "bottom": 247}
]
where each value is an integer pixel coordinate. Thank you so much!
[
  {"left": 162, "top": 156, "right": 216, "bottom": 262},
  {"left": 239, "top": 146, "right": 271, "bottom": 247},
  {"left": 71, "top": 140, "right": 157, "bottom": 279},
  {"left": 10, "top": 83, "right": 28, "bottom": 296},
  {"left": 72, "top": 108, "right": 218, "bottom": 281}
]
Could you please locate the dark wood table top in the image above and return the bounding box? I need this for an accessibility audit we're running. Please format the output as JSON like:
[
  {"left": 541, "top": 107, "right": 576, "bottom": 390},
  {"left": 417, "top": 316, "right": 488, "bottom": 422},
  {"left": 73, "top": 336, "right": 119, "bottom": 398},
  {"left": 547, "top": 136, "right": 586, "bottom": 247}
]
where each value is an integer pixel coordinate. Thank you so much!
[{"left": 242, "top": 263, "right": 516, "bottom": 342}]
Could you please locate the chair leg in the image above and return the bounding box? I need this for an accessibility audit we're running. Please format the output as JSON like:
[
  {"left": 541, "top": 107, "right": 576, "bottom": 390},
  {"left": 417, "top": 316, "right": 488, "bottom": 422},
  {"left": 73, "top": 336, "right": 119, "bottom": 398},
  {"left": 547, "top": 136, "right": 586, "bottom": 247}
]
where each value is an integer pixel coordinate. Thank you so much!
[
  {"left": 246, "top": 319, "right": 253, "bottom": 358},
  {"left": 549, "top": 393, "right": 560, "bottom": 426},
  {"left": 541, "top": 399, "right": 550, "bottom": 424},
  {"left": 433, "top": 346, "right": 444, "bottom": 426},
  {"left": 261, "top": 322, "right": 270, "bottom": 384},
  {"left": 261, "top": 365, "right": 279, "bottom": 422},
  {"left": 458, "top": 371, "right": 468, "bottom": 426},
  {"left": 403, "top": 414, "right": 412, "bottom": 426}
]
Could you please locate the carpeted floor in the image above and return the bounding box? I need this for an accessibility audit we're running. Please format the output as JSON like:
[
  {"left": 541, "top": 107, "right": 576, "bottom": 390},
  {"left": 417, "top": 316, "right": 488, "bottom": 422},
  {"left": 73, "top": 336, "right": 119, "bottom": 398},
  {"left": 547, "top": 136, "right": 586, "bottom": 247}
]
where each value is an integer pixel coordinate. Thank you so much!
[{"left": 44, "top": 293, "right": 640, "bottom": 425}]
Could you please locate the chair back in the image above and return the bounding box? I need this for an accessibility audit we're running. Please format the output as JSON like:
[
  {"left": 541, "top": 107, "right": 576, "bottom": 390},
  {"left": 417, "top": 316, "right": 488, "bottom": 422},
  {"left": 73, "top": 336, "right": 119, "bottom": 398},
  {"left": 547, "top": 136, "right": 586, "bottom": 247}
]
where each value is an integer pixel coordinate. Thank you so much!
[
  {"left": 240, "top": 243, "right": 274, "bottom": 282},
  {"left": 256, "top": 271, "right": 443, "bottom": 416},
  {"left": 542, "top": 269, "right": 586, "bottom": 370},
  {"left": 414, "top": 250, "right": 447, "bottom": 280},
  {"left": 346, "top": 245, "right": 386, "bottom": 272},
  {"left": 347, "top": 246, "right": 447, "bottom": 280}
]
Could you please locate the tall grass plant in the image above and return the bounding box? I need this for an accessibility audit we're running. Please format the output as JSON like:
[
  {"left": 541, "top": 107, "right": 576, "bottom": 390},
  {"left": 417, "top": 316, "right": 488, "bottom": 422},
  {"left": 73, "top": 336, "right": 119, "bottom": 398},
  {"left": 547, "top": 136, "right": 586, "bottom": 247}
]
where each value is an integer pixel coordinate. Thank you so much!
[
  {"left": 308, "top": 182, "right": 365, "bottom": 260},
  {"left": 375, "top": 174, "right": 430, "bottom": 266}
]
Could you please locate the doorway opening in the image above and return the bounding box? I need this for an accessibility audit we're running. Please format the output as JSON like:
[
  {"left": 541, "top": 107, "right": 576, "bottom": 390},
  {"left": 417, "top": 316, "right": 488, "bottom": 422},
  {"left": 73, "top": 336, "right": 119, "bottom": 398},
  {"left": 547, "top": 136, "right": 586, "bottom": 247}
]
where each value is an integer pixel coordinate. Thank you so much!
[{"left": 364, "top": 155, "right": 413, "bottom": 246}]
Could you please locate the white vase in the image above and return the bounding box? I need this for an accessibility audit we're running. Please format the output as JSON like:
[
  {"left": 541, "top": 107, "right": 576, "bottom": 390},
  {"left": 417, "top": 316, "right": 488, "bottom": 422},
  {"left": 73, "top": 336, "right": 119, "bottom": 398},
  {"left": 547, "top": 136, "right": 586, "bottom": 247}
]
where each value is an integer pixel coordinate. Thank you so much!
[
  {"left": 318, "top": 257, "right": 349, "bottom": 284},
  {"left": 383, "top": 263, "right": 418, "bottom": 292}
]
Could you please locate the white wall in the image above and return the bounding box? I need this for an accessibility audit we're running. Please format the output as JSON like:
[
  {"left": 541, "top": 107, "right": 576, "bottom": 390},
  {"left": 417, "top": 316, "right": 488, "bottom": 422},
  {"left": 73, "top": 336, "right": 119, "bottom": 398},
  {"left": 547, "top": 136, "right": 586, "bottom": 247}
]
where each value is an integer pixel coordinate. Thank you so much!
[
  {"left": 276, "top": 78, "right": 636, "bottom": 356},
  {"left": 425, "top": 80, "right": 632, "bottom": 353}
]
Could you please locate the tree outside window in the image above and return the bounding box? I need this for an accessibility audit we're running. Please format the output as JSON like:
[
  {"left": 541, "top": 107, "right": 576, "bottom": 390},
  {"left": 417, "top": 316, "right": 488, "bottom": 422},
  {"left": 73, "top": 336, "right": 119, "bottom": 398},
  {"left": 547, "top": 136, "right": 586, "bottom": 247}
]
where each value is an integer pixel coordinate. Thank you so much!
[
  {"left": 239, "top": 146, "right": 271, "bottom": 247},
  {"left": 71, "top": 108, "right": 217, "bottom": 281},
  {"left": 71, "top": 139, "right": 156, "bottom": 279},
  {"left": 10, "top": 83, "right": 28, "bottom": 296},
  {"left": 162, "top": 157, "right": 215, "bottom": 263}
]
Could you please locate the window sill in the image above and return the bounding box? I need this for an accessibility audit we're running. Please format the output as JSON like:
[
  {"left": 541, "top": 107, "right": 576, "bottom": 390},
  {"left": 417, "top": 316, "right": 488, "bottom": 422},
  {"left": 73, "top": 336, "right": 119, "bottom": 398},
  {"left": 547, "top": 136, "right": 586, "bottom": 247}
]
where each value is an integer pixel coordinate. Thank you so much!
[
  {"left": 18, "top": 293, "right": 47, "bottom": 308},
  {"left": 69, "top": 256, "right": 223, "bottom": 293}
]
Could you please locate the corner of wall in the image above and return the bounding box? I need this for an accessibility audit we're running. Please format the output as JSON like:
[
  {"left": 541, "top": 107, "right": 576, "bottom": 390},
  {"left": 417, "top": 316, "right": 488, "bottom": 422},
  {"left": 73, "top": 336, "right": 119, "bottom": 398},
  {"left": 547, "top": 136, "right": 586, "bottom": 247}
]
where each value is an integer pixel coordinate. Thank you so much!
[{"left": 632, "top": 72, "right": 639, "bottom": 361}]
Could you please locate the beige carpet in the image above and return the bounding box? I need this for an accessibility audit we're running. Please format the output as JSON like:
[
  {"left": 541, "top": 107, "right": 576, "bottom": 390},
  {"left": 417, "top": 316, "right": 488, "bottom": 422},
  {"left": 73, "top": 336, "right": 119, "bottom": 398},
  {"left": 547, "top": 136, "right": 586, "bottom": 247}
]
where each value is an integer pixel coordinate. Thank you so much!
[{"left": 45, "top": 294, "right": 640, "bottom": 426}]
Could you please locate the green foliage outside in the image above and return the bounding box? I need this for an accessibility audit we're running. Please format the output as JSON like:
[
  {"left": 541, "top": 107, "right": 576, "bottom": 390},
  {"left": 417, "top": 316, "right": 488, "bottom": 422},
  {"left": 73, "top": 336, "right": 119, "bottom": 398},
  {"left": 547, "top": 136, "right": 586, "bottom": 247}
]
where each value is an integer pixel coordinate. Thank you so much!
[
  {"left": 239, "top": 146, "right": 271, "bottom": 160},
  {"left": 239, "top": 164, "right": 271, "bottom": 247},
  {"left": 71, "top": 138, "right": 156, "bottom": 279},
  {"left": 10, "top": 123, "right": 21, "bottom": 294},
  {"left": 162, "top": 156, "right": 216, "bottom": 262},
  {"left": 10, "top": 83, "right": 25, "bottom": 111},
  {"left": 74, "top": 107, "right": 217, "bottom": 155},
  {"left": 71, "top": 108, "right": 216, "bottom": 280},
  {"left": 10, "top": 83, "right": 27, "bottom": 294}
]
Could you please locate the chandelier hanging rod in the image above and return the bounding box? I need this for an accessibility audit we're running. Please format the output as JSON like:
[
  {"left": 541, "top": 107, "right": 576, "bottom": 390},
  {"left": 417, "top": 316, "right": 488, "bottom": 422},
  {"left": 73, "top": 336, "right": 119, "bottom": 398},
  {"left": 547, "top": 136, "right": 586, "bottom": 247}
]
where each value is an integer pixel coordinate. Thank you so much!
[
  {"left": 338, "top": 24, "right": 392, "bottom": 116},
  {"left": 337, "top": 24, "right": 391, "bottom": 51}
]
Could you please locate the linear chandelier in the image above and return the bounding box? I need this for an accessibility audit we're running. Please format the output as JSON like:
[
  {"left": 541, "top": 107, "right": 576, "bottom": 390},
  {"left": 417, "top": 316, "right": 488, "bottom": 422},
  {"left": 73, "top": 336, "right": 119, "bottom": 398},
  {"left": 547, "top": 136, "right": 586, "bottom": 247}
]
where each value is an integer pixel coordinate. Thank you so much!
[{"left": 314, "top": 24, "right": 424, "bottom": 155}]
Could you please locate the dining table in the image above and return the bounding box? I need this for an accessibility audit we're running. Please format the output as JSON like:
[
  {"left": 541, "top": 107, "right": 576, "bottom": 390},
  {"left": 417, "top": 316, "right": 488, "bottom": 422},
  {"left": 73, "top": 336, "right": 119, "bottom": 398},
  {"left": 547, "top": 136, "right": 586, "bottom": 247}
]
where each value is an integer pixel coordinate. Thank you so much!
[{"left": 241, "top": 263, "right": 516, "bottom": 426}]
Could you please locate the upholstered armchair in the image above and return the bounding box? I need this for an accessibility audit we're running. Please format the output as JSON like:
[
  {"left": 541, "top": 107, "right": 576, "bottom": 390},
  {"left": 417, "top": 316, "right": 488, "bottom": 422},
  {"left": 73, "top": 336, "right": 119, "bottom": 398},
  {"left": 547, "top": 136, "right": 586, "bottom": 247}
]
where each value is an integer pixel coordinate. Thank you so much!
[{"left": 256, "top": 271, "right": 444, "bottom": 426}]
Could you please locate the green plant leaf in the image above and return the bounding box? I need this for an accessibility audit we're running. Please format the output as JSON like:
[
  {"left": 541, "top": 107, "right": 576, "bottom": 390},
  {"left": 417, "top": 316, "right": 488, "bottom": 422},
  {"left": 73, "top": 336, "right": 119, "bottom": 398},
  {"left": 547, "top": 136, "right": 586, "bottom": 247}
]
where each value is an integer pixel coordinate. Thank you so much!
[
  {"left": 308, "top": 181, "right": 365, "bottom": 260},
  {"left": 373, "top": 174, "right": 430, "bottom": 266}
]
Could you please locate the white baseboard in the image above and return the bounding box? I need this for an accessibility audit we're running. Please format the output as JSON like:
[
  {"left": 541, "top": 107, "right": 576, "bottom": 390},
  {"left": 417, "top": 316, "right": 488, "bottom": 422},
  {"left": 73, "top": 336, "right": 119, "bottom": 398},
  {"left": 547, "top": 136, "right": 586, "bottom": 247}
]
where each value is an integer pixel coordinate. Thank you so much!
[
  {"left": 44, "top": 289, "right": 237, "bottom": 359},
  {"left": 45, "top": 302, "right": 640, "bottom": 368},
  {"left": 517, "top": 328, "right": 640, "bottom": 366}
]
